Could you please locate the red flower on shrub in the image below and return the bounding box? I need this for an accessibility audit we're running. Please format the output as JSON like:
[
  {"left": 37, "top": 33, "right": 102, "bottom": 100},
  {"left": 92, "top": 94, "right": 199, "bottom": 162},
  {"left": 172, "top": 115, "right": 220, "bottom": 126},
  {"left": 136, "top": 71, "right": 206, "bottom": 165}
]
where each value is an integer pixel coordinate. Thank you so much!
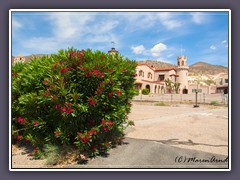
[
  {"left": 115, "top": 90, "right": 122, "bottom": 96},
  {"left": 119, "top": 137, "right": 125, "bottom": 141},
  {"left": 83, "top": 138, "right": 89, "bottom": 143},
  {"left": 61, "top": 67, "right": 70, "bottom": 73},
  {"left": 51, "top": 94, "right": 56, "bottom": 100},
  {"left": 122, "top": 68, "right": 127, "bottom": 72},
  {"left": 34, "top": 147, "right": 38, "bottom": 153},
  {"left": 99, "top": 72, "right": 105, "bottom": 77},
  {"left": 77, "top": 52, "right": 83, "bottom": 58},
  {"left": 48, "top": 85, "right": 53, "bottom": 90},
  {"left": 16, "top": 135, "right": 21, "bottom": 141},
  {"left": 43, "top": 91, "right": 50, "bottom": 96},
  {"left": 129, "top": 121, "right": 135, "bottom": 126},
  {"left": 107, "top": 120, "right": 113, "bottom": 127},
  {"left": 65, "top": 102, "right": 71, "bottom": 107},
  {"left": 108, "top": 92, "right": 113, "bottom": 98},
  {"left": 88, "top": 98, "right": 96, "bottom": 106},
  {"left": 101, "top": 119, "right": 106, "bottom": 125},
  {"left": 90, "top": 145, "right": 97, "bottom": 151},
  {"left": 89, "top": 129, "right": 97, "bottom": 135},
  {"left": 101, "top": 55, "right": 105, "bottom": 59},
  {"left": 61, "top": 107, "right": 66, "bottom": 113},
  {"left": 54, "top": 104, "right": 61, "bottom": 109},
  {"left": 102, "top": 127, "right": 109, "bottom": 132},
  {"left": 66, "top": 107, "right": 74, "bottom": 114},
  {"left": 28, "top": 152, "right": 33, "bottom": 156},
  {"left": 93, "top": 69, "right": 100, "bottom": 76},
  {"left": 86, "top": 71, "right": 92, "bottom": 77},
  {"left": 17, "top": 117, "right": 24, "bottom": 124},
  {"left": 54, "top": 130, "right": 60, "bottom": 136},
  {"left": 43, "top": 79, "right": 49, "bottom": 85},
  {"left": 12, "top": 72, "right": 18, "bottom": 77},
  {"left": 53, "top": 62, "right": 59, "bottom": 68},
  {"left": 105, "top": 142, "right": 110, "bottom": 147},
  {"left": 43, "top": 80, "right": 49, "bottom": 85},
  {"left": 69, "top": 51, "right": 76, "bottom": 57},
  {"left": 33, "top": 121, "right": 39, "bottom": 126}
]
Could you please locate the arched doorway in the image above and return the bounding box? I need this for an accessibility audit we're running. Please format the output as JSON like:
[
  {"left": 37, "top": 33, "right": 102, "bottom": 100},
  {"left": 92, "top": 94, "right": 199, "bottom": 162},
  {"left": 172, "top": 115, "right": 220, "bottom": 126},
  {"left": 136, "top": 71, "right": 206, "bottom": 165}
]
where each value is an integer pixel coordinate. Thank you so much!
[
  {"left": 146, "top": 84, "right": 150, "bottom": 93},
  {"left": 182, "top": 89, "right": 188, "bottom": 94},
  {"left": 154, "top": 85, "right": 157, "bottom": 94}
]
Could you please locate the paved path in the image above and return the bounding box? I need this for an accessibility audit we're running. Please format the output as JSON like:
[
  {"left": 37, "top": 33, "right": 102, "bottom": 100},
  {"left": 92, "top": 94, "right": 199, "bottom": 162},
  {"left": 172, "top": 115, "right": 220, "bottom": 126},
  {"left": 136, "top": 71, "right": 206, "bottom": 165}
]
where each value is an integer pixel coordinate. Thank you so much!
[{"left": 66, "top": 137, "right": 228, "bottom": 169}]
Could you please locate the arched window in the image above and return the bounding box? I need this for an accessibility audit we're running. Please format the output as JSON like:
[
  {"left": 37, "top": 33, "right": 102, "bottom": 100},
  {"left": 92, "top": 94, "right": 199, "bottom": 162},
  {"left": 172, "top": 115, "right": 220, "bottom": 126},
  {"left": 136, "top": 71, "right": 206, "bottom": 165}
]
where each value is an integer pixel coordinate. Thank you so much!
[
  {"left": 178, "top": 61, "right": 180, "bottom": 66},
  {"left": 148, "top": 72, "right": 152, "bottom": 79},
  {"left": 139, "top": 70, "right": 143, "bottom": 76},
  {"left": 182, "top": 61, "right": 184, "bottom": 66}
]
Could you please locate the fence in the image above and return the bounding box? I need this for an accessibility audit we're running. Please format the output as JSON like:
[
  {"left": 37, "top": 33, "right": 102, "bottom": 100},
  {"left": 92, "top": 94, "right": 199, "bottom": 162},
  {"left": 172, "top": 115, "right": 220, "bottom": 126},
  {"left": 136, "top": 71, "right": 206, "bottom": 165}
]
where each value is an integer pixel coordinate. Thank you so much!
[{"left": 133, "top": 93, "right": 228, "bottom": 105}]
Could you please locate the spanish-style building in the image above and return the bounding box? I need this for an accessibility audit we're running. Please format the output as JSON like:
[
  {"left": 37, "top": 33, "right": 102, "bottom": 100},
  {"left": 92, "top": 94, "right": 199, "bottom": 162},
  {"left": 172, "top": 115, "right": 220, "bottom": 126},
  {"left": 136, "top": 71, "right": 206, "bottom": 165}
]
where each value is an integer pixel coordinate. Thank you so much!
[{"left": 135, "top": 55, "right": 189, "bottom": 94}]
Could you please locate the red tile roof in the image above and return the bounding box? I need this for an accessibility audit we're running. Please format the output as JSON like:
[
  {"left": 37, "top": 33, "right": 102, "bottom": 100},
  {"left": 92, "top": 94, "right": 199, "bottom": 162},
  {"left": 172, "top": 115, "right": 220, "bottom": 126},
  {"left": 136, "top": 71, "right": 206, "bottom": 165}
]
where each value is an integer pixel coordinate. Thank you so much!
[{"left": 141, "top": 79, "right": 165, "bottom": 84}]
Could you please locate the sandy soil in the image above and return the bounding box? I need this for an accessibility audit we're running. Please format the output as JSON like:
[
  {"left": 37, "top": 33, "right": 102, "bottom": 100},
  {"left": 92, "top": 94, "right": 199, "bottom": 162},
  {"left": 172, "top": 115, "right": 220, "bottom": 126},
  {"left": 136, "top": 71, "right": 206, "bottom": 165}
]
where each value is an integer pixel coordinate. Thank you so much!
[{"left": 126, "top": 103, "right": 228, "bottom": 156}]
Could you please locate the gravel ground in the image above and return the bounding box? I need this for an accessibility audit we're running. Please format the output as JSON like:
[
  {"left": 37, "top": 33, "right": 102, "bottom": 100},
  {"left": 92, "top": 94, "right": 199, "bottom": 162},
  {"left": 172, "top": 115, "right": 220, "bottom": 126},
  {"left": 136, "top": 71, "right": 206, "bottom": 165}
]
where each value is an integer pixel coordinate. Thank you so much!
[{"left": 11, "top": 102, "right": 229, "bottom": 169}]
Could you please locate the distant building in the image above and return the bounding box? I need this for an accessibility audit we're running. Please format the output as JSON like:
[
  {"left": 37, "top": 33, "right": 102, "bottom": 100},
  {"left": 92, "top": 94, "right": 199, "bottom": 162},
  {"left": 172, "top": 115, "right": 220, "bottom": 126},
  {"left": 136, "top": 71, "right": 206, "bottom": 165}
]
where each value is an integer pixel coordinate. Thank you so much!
[
  {"left": 135, "top": 55, "right": 189, "bottom": 94},
  {"left": 12, "top": 54, "right": 25, "bottom": 64},
  {"left": 215, "top": 73, "right": 228, "bottom": 94}
]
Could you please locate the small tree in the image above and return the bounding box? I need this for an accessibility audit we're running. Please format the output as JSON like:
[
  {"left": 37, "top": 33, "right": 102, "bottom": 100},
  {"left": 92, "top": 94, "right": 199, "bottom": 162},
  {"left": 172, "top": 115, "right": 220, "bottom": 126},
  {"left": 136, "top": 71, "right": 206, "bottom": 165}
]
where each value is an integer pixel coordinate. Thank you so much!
[
  {"left": 164, "top": 78, "right": 172, "bottom": 94},
  {"left": 173, "top": 82, "right": 181, "bottom": 94}
]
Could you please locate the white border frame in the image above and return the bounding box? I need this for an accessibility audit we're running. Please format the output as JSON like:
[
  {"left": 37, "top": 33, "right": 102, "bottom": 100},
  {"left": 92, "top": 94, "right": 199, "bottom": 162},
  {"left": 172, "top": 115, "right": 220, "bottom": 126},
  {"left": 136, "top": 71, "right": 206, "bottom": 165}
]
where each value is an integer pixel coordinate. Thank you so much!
[{"left": 9, "top": 9, "right": 231, "bottom": 171}]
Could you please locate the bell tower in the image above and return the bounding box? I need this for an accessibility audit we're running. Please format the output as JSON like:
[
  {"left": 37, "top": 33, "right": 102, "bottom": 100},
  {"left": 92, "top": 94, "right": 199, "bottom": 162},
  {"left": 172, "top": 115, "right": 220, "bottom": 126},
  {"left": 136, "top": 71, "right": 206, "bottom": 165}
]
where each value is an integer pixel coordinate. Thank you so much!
[{"left": 176, "top": 55, "right": 189, "bottom": 94}]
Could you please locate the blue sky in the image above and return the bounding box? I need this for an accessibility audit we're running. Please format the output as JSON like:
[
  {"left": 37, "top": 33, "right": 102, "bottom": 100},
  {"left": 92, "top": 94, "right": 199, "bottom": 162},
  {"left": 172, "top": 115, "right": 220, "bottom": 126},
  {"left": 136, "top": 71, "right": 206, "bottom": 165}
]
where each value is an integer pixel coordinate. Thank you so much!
[{"left": 11, "top": 10, "right": 229, "bottom": 66}]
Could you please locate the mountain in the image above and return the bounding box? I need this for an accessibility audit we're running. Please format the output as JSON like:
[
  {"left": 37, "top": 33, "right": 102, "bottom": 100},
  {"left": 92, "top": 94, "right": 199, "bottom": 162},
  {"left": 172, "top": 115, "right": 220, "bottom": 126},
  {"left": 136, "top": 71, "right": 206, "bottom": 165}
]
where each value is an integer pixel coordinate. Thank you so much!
[
  {"left": 12, "top": 54, "right": 49, "bottom": 63},
  {"left": 189, "top": 62, "right": 228, "bottom": 75},
  {"left": 138, "top": 60, "right": 175, "bottom": 68}
]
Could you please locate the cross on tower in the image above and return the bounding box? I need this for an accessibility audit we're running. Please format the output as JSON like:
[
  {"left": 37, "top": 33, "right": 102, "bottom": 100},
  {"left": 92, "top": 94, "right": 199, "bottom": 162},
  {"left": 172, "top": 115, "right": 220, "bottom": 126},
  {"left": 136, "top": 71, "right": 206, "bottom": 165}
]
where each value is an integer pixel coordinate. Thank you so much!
[{"left": 111, "top": 41, "right": 115, "bottom": 48}]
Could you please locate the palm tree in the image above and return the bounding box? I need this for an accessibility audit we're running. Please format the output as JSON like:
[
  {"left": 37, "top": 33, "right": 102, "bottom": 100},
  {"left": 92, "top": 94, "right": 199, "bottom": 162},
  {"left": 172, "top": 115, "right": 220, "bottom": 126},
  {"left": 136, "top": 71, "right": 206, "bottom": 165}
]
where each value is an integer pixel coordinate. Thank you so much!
[
  {"left": 164, "top": 78, "right": 172, "bottom": 94},
  {"left": 173, "top": 82, "right": 181, "bottom": 94}
]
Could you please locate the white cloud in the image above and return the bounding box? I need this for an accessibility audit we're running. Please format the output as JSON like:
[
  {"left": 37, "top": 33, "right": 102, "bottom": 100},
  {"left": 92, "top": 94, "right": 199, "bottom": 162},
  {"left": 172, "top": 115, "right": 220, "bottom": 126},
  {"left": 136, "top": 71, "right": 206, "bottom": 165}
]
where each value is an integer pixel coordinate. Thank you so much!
[
  {"left": 221, "top": 40, "right": 227, "bottom": 44},
  {"left": 157, "top": 12, "right": 183, "bottom": 30},
  {"left": 150, "top": 43, "right": 168, "bottom": 57},
  {"left": 12, "top": 18, "right": 22, "bottom": 29},
  {"left": 47, "top": 12, "right": 94, "bottom": 39},
  {"left": 191, "top": 12, "right": 209, "bottom": 24},
  {"left": 131, "top": 45, "right": 145, "bottom": 54},
  {"left": 210, "top": 45, "right": 217, "bottom": 50}
]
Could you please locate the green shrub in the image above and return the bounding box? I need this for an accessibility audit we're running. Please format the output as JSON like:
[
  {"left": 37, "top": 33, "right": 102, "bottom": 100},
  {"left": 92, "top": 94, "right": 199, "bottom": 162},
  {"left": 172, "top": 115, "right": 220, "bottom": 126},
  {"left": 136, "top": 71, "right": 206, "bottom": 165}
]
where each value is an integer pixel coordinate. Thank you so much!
[
  {"left": 155, "top": 102, "right": 168, "bottom": 106},
  {"left": 142, "top": 88, "right": 150, "bottom": 95},
  {"left": 12, "top": 48, "right": 137, "bottom": 158},
  {"left": 133, "top": 89, "right": 140, "bottom": 96},
  {"left": 210, "top": 100, "right": 219, "bottom": 105}
]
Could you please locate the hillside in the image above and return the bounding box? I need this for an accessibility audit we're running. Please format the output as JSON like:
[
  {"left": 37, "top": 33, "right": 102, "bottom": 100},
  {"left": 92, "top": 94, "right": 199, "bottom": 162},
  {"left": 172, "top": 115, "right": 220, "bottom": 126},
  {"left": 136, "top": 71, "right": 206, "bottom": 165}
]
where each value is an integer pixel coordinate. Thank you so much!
[
  {"left": 138, "top": 60, "right": 175, "bottom": 68},
  {"left": 189, "top": 62, "right": 228, "bottom": 75}
]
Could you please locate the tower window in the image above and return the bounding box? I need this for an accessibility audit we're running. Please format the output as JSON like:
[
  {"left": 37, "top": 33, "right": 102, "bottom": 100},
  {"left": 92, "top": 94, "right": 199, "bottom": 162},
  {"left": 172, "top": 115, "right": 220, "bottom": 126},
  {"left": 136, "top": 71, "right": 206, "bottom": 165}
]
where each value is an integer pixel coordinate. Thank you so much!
[
  {"left": 182, "top": 61, "right": 184, "bottom": 66},
  {"left": 178, "top": 61, "right": 180, "bottom": 66}
]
